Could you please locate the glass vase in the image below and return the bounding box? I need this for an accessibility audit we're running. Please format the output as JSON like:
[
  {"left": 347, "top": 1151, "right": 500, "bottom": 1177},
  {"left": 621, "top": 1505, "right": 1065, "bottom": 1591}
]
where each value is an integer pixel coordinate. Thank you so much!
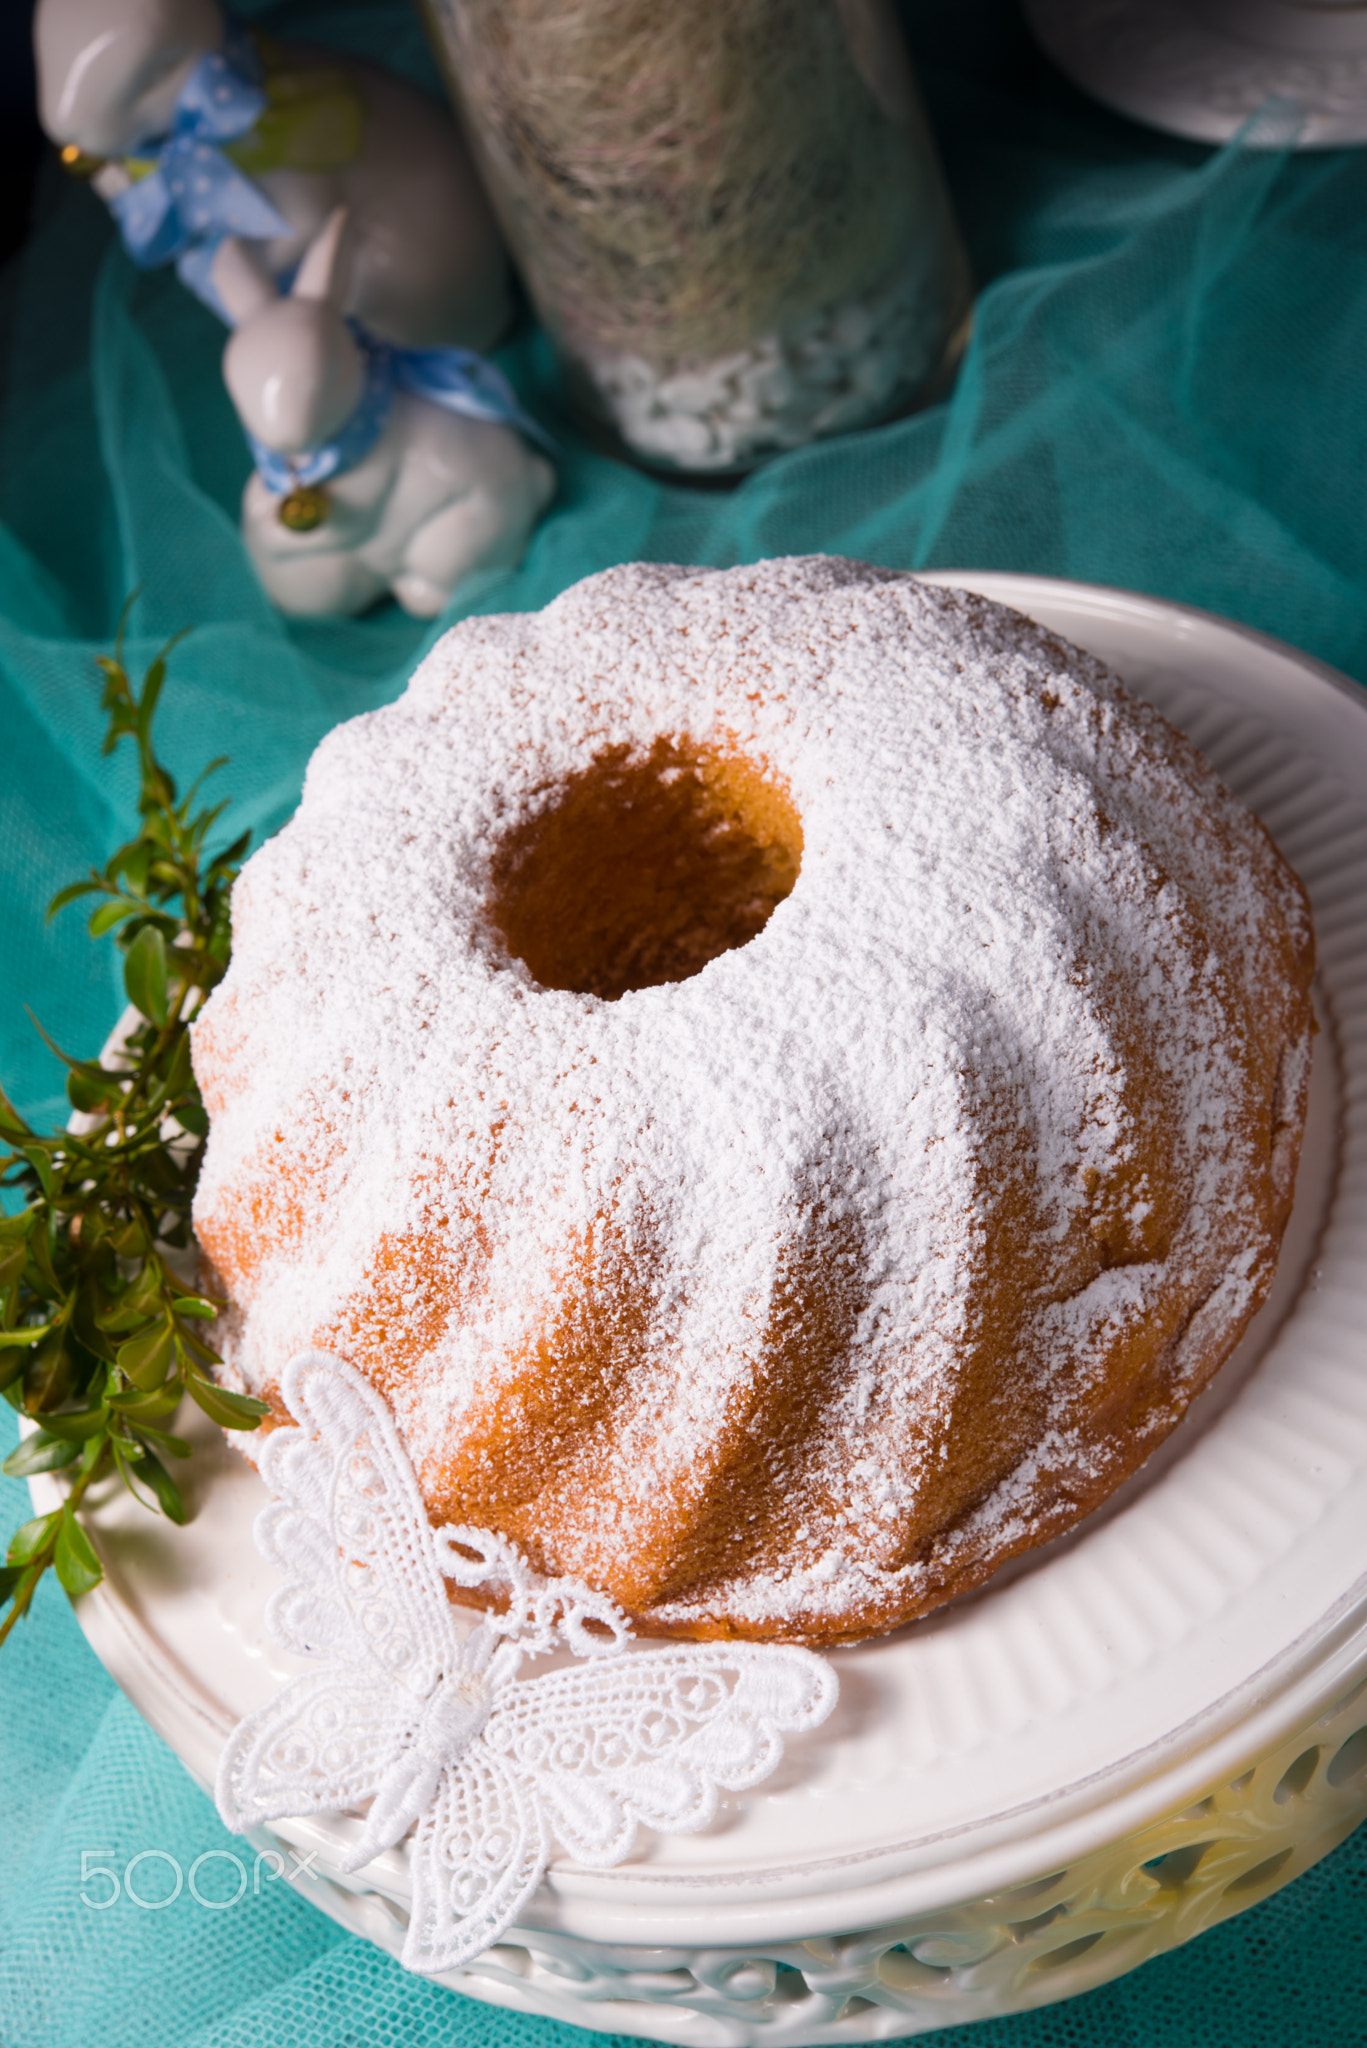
[{"left": 421, "top": 0, "right": 972, "bottom": 474}]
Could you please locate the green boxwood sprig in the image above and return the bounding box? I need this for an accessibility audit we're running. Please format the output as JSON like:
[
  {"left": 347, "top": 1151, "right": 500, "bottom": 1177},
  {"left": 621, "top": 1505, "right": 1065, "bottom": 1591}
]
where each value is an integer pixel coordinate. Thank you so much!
[{"left": 0, "top": 613, "right": 267, "bottom": 1648}]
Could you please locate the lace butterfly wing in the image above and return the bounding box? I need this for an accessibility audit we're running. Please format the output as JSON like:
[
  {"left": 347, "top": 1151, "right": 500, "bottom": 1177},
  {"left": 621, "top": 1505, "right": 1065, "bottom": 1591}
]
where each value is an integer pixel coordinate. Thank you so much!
[
  {"left": 216, "top": 1353, "right": 470, "bottom": 1841},
  {"left": 216, "top": 1667, "right": 414, "bottom": 1829},
  {"left": 254, "top": 1350, "right": 465, "bottom": 1695},
  {"left": 406, "top": 1743, "right": 549, "bottom": 1973},
  {"left": 484, "top": 1642, "right": 838, "bottom": 1869}
]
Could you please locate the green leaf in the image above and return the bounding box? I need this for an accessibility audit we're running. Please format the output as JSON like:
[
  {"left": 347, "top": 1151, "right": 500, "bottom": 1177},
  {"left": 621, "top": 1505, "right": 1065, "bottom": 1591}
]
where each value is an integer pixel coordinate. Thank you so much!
[
  {"left": 22, "top": 1329, "right": 73, "bottom": 1412},
  {"left": 24, "top": 1012, "right": 88, "bottom": 1077},
  {"left": 129, "top": 1449, "right": 187, "bottom": 1523},
  {"left": 171, "top": 1296, "right": 217, "bottom": 1321},
  {"left": 129, "top": 1421, "right": 191, "bottom": 1460},
  {"left": 70, "top": 1289, "right": 117, "bottom": 1367},
  {"left": 7, "top": 1509, "right": 61, "bottom": 1567},
  {"left": 0, "top": 1093, "right": 33, "bottom": 1144},
  {"left": 20, "top": 1147, "right": 56, "bottom": 1201},
  {"left": 25, "top": 1224, "right": 62, "bottom": 1298},
  {"left": 116, "top": 1321, "right": 175, "bottom": 1391},
  {"left": 173, "top": 1322, "right": 221, "bottom": 1370},
  {"left": 106, "top": 1384, "right": 181, "bottom": 1423},
  {"left": 54, "top": 1509, "right": 102, "bottom": 1597},
  {"left": 173, "top": 1101, "right": 209, "bottom": 1138},
  {"left": 135, "top": 1145, "right": 182, "bottom": 1201},
  {"left": 115, "top": 843, "right": 151, "bottom": 894},
  {"left": 182, "top": 758, "right": 229, "bottom": 814},
  {"left": 78, "top": 1432, "right": 107, "bottom": 1476},
  {"left": 107, "top": 1219, "right": 147, "bottom": 1261},
  {"left": 162, "top": 1028, "right": 194, "bottom": 1097},
  {"left": 106, "top": 595, "right": 137, "bottom": 674},
  {"left": 97, "top": 1280, "right": 161, "bottom": 1335},
  {"left": 97, "top": 1301, "right": 152, "bottom": 1338},
  {"left": 2, "top": 1432, "right": 80, "bottom": 1478},
  {"left": 46, "top": 878, "right": 100, "bottom": 920},
  {"left": 97, "top": 1270, "right": 163, "bottom": 1335},
  {"left": 185, "top": 1377, "right": 268, "bottom": 1429},
  {"left": 38, "top": 1404, "right": 109, "bottom": 1443},
  {"left": 88, "top": 899, "right": 138, "bottom": 939},
  {"left": 0, "top": 1563, "right": 22, "bottom": 1604},
  {"left": 143, "top": 768, "right": 177, "bottom": 817},
  {"left": 106, "top": 642, "right": 134, "bottom": 693},
  {"left": 123, "top": 924, "right": 169, "bottom": 1026},
  {"left": 139, "top": 653, "right": 168, "bottom": 732},
  {"left": 0, "top": 1324, "right": 52, "bottom": 1351},
  {"left": 0, "top": 1244, "right": 27, "bottom": 1293},
  {"left": 66, "top": 1065, "right": 125, "bottom": 1115}
]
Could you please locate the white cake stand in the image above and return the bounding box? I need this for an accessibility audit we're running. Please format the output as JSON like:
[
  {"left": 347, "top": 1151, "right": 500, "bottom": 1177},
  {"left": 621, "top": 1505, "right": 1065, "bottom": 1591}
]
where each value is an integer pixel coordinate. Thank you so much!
[
  {"left": 30, "top": 577, "right": 1367, "bottom": 2043},
  {"left": 1024, "top": 0, "right": 1367, "bottom": 147}
]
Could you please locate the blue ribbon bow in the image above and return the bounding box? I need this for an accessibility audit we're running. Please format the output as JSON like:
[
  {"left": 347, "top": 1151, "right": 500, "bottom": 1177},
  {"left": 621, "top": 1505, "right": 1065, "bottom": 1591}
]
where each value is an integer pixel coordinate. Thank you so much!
[
  {"left": 247, "top": 330, "right": 554, "bottom": 498},
  {"left": 105, "top": 20, "right": 291, "bottom": 313}
]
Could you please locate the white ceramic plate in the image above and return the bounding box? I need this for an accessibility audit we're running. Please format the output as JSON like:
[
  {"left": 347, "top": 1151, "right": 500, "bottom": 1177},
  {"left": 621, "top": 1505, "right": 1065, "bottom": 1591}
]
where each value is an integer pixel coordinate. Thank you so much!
[
  {"left": 35, "top": 576, "right": 1367, "bottom": 1954},
  {"left": 1024, "top": 0, "right": 1367, "bottom": 148}
]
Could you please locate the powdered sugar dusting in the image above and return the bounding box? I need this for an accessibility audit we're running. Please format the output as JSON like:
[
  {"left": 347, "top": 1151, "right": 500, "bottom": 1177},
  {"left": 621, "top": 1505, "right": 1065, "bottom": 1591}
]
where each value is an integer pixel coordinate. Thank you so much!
[{"left": 192, "top": 559, "right": 1314, "bottom": 1644}]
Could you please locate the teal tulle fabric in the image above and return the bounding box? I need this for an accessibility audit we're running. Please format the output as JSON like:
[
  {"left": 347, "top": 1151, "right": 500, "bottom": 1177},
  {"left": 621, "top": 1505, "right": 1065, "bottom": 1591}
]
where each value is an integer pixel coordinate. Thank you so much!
[{"left": 1, "top": 3, "right": 1364, "bottom": 2042}]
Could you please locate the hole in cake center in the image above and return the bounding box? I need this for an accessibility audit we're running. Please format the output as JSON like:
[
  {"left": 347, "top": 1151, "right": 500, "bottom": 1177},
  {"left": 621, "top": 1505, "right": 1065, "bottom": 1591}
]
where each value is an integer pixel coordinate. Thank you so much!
[{"left": 489, "top": 738, "right": 804, "bottom": 1001}]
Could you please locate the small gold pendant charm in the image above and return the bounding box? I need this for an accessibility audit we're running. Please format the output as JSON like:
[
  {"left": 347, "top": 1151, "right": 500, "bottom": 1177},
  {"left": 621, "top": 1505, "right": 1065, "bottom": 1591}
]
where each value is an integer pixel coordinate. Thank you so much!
[
  {"left": 59, "top": 143, "right": 107, "bottom": 180},
  {"left": 278, "top": 484, "right": 330, "bottom": 532}
]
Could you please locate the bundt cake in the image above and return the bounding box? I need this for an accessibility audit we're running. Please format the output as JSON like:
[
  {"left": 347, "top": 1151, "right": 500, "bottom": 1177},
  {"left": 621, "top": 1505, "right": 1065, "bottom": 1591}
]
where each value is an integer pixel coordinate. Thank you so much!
[{"left": 191, "top": 557, "right": 1315, "bottom": 1646}]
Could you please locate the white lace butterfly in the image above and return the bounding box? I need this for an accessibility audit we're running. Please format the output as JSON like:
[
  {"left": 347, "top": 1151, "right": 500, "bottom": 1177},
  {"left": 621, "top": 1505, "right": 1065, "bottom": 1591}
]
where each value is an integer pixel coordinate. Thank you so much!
[{"left": 215, "top": 1351, "right": 839, "bottom": 1973}]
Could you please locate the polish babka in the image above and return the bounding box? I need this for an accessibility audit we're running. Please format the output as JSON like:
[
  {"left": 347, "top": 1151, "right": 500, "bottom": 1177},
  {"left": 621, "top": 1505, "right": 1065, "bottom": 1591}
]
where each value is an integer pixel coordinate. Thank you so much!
[{"left": 192, "top": 557, "right": 1315, "bottom": 1644}]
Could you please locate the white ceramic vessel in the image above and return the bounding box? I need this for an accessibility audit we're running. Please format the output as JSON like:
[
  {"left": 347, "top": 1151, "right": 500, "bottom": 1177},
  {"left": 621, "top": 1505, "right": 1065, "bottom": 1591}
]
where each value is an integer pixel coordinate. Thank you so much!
[
  {"left": 1024, "top": 0, "right": 1367, "bottom": 147},
  {"left": 31, "top": 576, "right": 1367, "bottom": 2042}
]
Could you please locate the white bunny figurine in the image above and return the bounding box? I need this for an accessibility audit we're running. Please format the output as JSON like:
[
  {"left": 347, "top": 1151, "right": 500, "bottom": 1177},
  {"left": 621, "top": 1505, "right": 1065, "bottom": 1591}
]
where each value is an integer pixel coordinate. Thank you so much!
[
  {"left": 34, "top": 0, "right": 510, "bottom": 349},
  {"left": 214, "top": 211, "right": 556, "bottom": 620}
]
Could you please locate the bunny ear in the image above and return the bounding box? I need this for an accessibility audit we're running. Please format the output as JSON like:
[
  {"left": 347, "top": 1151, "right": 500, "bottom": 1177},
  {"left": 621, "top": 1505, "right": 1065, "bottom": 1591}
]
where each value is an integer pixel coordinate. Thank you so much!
[
  {"left": 212, "top": 237, "right": 280, "bottom": 327},
  {"left": 291, "top": 207, "right": 352, "bottom": 308}
]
